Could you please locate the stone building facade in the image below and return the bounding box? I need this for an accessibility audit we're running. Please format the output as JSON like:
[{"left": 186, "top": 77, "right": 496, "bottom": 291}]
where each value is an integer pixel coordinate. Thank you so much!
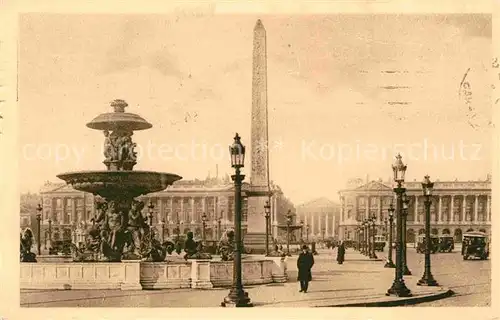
[
  {"left": 338, "top": 177, "right": 492, "bottom": 243},
  {"left": 296, "top": 197, "right": 341, "bottom": 242},
  {"left": 38, "top": 177, "right": 292, "bottom": 244}
]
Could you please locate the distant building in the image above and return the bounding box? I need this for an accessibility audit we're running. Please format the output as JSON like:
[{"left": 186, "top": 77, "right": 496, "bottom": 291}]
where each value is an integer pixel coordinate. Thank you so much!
[
  {"left": 38, "top": 176, "right": 294, "bottom": 244},
  {"left": 338, "top": 176, "right": 492, "bottom": 243},
  {"left": 296, "top": 197, "right": 341, "bottom": 242}
]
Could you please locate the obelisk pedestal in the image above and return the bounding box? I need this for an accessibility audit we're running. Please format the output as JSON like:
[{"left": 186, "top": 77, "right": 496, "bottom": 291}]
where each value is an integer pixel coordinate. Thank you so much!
[{"left": 245, "top": 19, "right": 271, "bottom": 254}]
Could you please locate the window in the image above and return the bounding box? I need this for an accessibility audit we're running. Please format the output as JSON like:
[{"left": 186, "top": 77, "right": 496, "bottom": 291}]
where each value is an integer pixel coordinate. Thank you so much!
[
  {"left": 359, "top": 198, "right": 365, "bottom": 205},
  {"left": 56, "top": 199, "right": 62, "bottom": 207}
]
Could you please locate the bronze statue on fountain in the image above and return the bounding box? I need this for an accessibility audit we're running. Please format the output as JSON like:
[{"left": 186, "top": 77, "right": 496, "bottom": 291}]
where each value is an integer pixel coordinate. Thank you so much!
[
  {"left": 20, "top": 228, "right": 37, "bottom": 262},
  {"left": 58, "top": 99, "right": 182, "bottom": 262},
  {"left": 183, "top": 231, "right": 212, "bottom": 260}
]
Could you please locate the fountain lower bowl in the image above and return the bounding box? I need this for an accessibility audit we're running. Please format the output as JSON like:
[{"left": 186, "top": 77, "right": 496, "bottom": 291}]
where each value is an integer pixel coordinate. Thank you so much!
[{"left": 57, "top": 170, "right": 182, "bottom": 199}]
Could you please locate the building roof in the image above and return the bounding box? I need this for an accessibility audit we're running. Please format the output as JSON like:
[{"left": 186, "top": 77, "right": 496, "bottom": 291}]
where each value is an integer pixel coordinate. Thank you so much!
[
  {"left": 297, "top": 197, "right": 339, "bottom": 208},
  {"left": 339, "top": 178, "right": 491, "bottom": 194}
]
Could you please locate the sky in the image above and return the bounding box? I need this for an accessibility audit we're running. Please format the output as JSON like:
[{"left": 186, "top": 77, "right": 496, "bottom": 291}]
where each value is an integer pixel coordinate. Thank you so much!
[{"left": 18, "top": 13, "right": 492, "bottom": 204}]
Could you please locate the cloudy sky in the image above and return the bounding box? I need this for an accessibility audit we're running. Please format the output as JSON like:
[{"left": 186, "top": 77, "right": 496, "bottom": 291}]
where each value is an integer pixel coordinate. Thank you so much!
[{"left": 18, "top": 13, "right": 492, "bottom": 204}]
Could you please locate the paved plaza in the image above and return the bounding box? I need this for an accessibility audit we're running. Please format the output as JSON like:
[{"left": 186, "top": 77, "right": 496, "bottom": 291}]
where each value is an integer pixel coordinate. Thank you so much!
[{"left": 20, "top": 246, "right": 489, "bottom": 308}]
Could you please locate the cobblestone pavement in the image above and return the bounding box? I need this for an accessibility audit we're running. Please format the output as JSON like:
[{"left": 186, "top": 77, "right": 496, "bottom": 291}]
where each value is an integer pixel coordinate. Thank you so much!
[
  {"left": 20, "top": 249, "right": 449, "bottom": 308},
  {"left": 376, "top": 245, "right": 491, "bottom": 307}
]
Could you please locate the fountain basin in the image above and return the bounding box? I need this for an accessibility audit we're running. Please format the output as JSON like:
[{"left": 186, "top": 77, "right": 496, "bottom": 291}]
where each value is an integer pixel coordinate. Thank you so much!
[{"left": 56, "top": 170, "right": 182, "bottom": 199}]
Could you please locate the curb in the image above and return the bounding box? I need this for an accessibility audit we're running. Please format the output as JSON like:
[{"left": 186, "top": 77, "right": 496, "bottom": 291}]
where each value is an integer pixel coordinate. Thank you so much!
[{"left": 318, "top": 288, "right": 454, "bottom": 307}]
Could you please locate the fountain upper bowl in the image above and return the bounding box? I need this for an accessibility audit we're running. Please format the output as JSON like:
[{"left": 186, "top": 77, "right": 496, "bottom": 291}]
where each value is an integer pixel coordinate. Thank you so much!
[{"left": 56, "top": 170, "right": 182, "bottom": 199}]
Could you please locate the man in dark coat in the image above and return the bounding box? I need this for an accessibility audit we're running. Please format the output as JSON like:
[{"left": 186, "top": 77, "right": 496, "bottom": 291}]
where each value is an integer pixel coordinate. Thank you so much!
[
  {"left": 337, "top": 241, "right": 345, "bottom": 264},
  {"left": 297, "top": 244, "right": 314, "bottom": 293}
]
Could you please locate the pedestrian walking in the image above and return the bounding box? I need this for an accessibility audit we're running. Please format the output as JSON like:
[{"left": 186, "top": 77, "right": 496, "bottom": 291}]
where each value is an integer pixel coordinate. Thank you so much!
[
  {"left": 297, "top": 244, "right": 314, "bottom": 293},
  {"left": 337, "top": 240, "right": 345, "bottom": 264}
]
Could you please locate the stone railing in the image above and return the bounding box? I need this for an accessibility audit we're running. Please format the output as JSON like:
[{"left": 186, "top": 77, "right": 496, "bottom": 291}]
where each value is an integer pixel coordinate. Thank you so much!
[{"left": 20, "top": 257, "right": 288, "bottom": 291}]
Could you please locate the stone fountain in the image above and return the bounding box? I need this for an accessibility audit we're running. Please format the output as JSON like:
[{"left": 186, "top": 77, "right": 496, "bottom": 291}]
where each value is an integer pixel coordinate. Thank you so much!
[
  {"left": 57, "top": 99, "right": 182, "bottom": 262},
  {"left": 20, "top": 99, "right": 288, "bottom": 291}
]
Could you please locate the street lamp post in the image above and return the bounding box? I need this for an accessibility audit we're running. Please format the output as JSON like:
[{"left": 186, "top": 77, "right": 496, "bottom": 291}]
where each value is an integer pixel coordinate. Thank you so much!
[
  {"left": 160, "top": 218, "right": 165, "bottom": 243},
  {"left": 360, "top": 221, "right": 365, "bottom": 254},
  {"left": 221, "top": 133, "right": 252, "bottom": 307},
  {"left": 384, "top": 203, "right": 396, "bottom": 268},
  {"left": 148, "top": 201, "right": 155, "bottom": 241},
  {"left": 306, "top": 224, "right": 309, "bottom": 242},
  {"left": 48, "top": 218, "right": 53, "bottom": 252},
  {"left": 417, "top": 175, "right": 439, "bottom": 286},
  {"left": 402, "top": 193, "right": 411, "bottom": 275},
  {"left": 300, "top": 220, "right": 304, "bottom": 242},
  {"left": 386, "top": 154, "right": 412, "bottom": 297},
  {"left": 202, "top": 213, "right": 207, "bottom": 243},
  {"left": 363, "top": 219, "right": 369, "bottom": 256},
  {"left": 264, "top": 201, "right": 271, "bottom": 256},
  {"left": 36, "top": 204, "right": 42, "bottom": 255},
  {"left": 218, "top": 211, "right": 223, "bottom": 240},
  {"left": 286, "top": 210, "right": 293, "bottom": 256},
  {"left": 370, "top": 215, "right": 378, "bottom": 259}
]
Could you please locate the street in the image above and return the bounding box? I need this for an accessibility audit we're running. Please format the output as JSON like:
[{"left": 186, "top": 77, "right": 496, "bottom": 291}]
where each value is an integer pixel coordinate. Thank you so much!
[
  {"left": 378, "top": 245, "right": 491, "bottom": 307},
  {"left": 20, "top": 246, "right": 489, "bottom": 307}
]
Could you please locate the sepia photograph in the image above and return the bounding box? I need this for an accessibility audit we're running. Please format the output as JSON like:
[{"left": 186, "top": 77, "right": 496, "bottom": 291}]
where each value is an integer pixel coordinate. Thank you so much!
[{"left": 15, "top": 10, "right": 492, "bottom": 309}]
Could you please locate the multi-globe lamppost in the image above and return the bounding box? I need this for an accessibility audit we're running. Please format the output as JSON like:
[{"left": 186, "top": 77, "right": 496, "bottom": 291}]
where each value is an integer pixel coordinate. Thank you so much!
[
  {"left": 386, "top": 154, "right": 412, "bottom": 297},
  {"left": 36, "top": 203, "right": 43, "bottom": 255},
  {"left": 300, "top": 220, "right": 304, "bottom": 242},
  {"left": 417, "top": 175, "right": 439, "bottom": 286},
  {"left": 264, "top": 200, "right": 271, "bottom": 256},
  {"left": 402, "top": 193, "right": 411, "bottom": 275},
  {"left": 221, "top": 133, "right": 252, "bottom": 307},
  {"left": 202, "top": 213, "right": 207, "bottom": 243},
  {"left": 369, "top": 215, "right": 378, "bottom": 259},
  {"left": 363, "top": 219, "right": 369, "bottom": 256},
  {"left": 384, "top": 202, "right": 396, "bottom": 268},
  {"left": 286, "top": 210, "right": 293, "bottom": 256}
]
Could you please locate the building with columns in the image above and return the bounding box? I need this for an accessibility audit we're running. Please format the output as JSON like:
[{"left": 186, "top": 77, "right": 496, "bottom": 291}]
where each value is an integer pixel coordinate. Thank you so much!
[
  {"left": 338, "top": 177, "right": 492, "bottom": 243},
  {"left": 38, "top": 176, "right": 293, "bottom": 244},
  {"left": 296, "top": 197, "right": 341, "bottom": 242}
]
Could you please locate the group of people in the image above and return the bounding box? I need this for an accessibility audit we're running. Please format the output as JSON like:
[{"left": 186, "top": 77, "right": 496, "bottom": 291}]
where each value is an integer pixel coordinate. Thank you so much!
[{"left": 296, "top": 241, "right": 346, "bottom": 293}]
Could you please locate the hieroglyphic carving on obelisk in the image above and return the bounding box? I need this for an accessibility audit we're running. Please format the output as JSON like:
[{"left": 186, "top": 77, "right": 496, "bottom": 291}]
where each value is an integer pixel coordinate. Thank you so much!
[{"left": 247, "top": 19, "right": 271, "bottom": 237}]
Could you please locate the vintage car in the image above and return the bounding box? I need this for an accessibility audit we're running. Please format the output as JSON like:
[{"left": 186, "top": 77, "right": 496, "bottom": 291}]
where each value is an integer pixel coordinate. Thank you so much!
[
  {"left": 438, "top": 235, "right": 455, "bottom": 253},
  {"left": 374, "top": 235, "right": 386, "bottom": 251},
  {"left": 416, "top": 234, "right": 439, "bottom": 254},
  {"left": 462, "top": 231, "right": 489, "bottom": 260}
]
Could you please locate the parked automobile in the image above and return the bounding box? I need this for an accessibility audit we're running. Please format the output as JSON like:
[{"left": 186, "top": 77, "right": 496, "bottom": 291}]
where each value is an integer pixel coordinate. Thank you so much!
[
  {"left": 462, "top": 231, "right": 489, "bottom": 260},
  {"left": 416, "top": 234, "right": 439, "bottom": 254},
  {"left": 438, "top": 235, "right": 454, "bottom": 253}
]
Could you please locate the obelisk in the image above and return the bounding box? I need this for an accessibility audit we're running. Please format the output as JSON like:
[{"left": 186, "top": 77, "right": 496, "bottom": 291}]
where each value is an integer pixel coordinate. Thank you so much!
[{"left": 245, "top": 19, "right": 271, "bottom": 253}]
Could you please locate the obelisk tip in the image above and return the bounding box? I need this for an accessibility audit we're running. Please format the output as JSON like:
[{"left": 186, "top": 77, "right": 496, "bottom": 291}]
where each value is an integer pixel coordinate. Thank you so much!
[{"left": 254, "top": 19, "right": 264, "bottom": 29}]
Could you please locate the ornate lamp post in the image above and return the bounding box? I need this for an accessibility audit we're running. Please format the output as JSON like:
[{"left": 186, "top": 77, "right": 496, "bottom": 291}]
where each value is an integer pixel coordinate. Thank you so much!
[
  {"left": 384, "top": 218, "right": 388, "bottom": 239},
  {"left": 300, "top": 220, "right": 304, "bottom": 242},
  {"left": 36, "top": 204, "right": 42, "bottom": 255},
  {"left": 384, "top": 203, "right": 396, "bottom": 268},
  {"left": 363, "top": 219, "right": 369, "bottom": 256},
  {"left": 148, "top": 201, "right": 154, "bottom": 227},
  {"left": 360, "top": 221, "right": 365, "bottom": 254},
  {"left": 286, "top": 210, "right": 293, "bottom": 256},
  {"left": 386, "top": 154, "right": 412, "bottom": 297},
  {"left": 402, "top": 193, "right": 411, "bottom": 275},
  {"left": 306, "top": 224, "right": 309, "bottom": 242},
  {"left": 221, "top": 133, "right": 252, "bottom": 307},
  {"left": 160, "top": 218, "right": 165, "bottom": 242},
  {"left": 264, "top": 201, "right": 271, "bottom": 256},
  {"left": 48, "top": 217, "right": 53, "bottom": 252},
  {"left": 370, "top": 215, "right": 378, "bottom": 259},
  {"left": 417, "top": 175, "right": 439, "bottom": 286},
  {"left": 202, "top": 213, "right": 207, "bottom": 243},
  {"left": 217, "top": 211, "right": 223, "bottom": 240}
]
